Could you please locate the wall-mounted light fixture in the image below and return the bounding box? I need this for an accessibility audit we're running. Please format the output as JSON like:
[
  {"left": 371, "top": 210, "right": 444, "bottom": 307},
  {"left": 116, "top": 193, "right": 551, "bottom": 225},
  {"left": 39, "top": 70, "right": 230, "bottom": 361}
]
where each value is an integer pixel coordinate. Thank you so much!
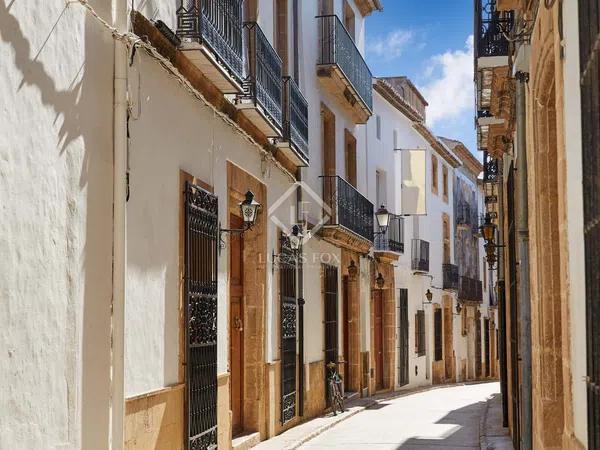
[
  {"left": 375, "top": 272, "right": 385, "bottom": 290},
  {"left": 479, "top": 213, "right": 504, "bottom": 270},
  {"left": 219, "top": 191, "right": 261, "bottom": 249},
  {"left": 348, "top": 259, "right": 358, "bottom": 281},
  {"left": 421, "top": 289, "right": 433, "bottom": 309},
  {"left": 272, "top": 225, "right": 303, "bottom": 273},
  {"left": 374, "top": 204, "right": 390, "bottom": 235}
]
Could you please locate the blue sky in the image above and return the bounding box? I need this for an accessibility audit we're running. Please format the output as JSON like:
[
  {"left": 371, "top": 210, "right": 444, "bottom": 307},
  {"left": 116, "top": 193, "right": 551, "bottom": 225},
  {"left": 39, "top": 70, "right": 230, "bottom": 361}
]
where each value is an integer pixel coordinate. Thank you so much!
[{"left": 365, "top": 0, "right": 477, "bottom": 155}]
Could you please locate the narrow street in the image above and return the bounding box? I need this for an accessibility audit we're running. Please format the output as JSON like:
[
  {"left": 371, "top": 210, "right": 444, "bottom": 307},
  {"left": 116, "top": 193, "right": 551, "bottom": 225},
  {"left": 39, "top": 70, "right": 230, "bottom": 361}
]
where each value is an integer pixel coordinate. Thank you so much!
[{"left": 298, "top": 382, "right": 510, "bottom": 450}]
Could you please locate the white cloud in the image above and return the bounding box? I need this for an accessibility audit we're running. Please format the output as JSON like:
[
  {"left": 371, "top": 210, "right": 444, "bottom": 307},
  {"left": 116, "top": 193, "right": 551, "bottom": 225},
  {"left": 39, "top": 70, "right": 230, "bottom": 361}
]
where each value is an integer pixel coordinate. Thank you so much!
[
  {"left": 419, "top": 36, "right": 474, "bottom": 127},
  {"left": 367, "top": 29, "right": 415, "bottom": 60}
]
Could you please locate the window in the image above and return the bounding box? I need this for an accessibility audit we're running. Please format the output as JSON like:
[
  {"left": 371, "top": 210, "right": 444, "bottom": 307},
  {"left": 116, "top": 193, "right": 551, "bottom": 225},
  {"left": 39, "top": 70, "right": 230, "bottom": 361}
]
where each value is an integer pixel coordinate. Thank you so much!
[
  {"left": 415, "top": 310, "right": 426, "bottom": 356},
  {"left": 345, "top": 129, "right": 357, "bottom": 187},
  {"left": 376, "top": 170, "right": 386, "bottom": 208},
  {"left": 483, "top": 257, "right": 487, "bottom": 288},
  {"left": 461, "top": 306, "right": 468, "bottom": 336},
  {"left": 319, "top": 0, "right": 333, "bottom": 15},
  {"left": 434, "top": 309, "right": 443, "bottom": 361},
  {"left": 431, "top": 155, "right": 438, "bottom": 194},
  {"left": 274, "top": 0, "right": 289, "bottom": 74},
  {"left": 376, "top": 115, "right": 381, "bottom": 140},
  {"left": 442, "top": 165, "right": 448, "bottom": 201},
  {"left": 343, "top": 0, "right": 355, "bottom": 41},
  {"left": 442, "top": 215, "right": 450, "bottom": 264}
]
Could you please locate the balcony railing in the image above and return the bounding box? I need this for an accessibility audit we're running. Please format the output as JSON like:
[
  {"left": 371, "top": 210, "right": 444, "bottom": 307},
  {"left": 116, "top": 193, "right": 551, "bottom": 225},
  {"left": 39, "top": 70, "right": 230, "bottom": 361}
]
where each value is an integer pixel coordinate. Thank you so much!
[
  {"left": 483, "top": 151, "right": 499, "bottom": 184},
  {"left": 443, "top": 264, "right": 459, "bottom": 291},
  {"left": 316, "top": 15, "right": 373, "bottom": 113},
  {"left": 411, "top": 239, "right": 430, "bottom": 272},
  {"left": 475, "top": 0, "right": 514, "bottom": 59},
  {"left": 176, "top": 0, "right": 245, "bottom": 85},
  {"left": 459, "top": 276, "right": 483, "bottom": 302},
  {"left": 282, "top": 76, "right": 309, "bottom": 164},
  {"left": 375, "top": 215, "right": 404, "bottom": 253},
  {"left": 321, "top": 176, "right": 374, "bottom": 243},
  {"left": 240, "top": 22, "right": 283, "bottom": 132}
]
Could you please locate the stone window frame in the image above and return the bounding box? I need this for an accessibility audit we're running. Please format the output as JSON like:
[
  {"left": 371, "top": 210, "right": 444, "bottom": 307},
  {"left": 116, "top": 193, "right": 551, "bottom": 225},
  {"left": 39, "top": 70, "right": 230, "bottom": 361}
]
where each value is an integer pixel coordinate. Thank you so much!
[{"left": 431, "top": 154, "right": 438, "bottom": 195}]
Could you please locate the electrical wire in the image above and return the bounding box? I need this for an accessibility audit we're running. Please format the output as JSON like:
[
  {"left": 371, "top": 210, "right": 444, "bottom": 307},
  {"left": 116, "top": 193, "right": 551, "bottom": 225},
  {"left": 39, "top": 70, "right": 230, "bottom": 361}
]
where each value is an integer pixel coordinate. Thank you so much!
[{"left": 69, "top": 0, "right": 297, "bottom": 183}]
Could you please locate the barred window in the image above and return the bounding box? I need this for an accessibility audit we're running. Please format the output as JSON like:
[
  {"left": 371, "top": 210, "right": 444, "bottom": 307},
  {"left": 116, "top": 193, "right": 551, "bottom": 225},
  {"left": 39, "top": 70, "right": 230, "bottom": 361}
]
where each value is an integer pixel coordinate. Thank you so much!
[{"left": 415, "top": 310, "right": 426, "bottom": 356}]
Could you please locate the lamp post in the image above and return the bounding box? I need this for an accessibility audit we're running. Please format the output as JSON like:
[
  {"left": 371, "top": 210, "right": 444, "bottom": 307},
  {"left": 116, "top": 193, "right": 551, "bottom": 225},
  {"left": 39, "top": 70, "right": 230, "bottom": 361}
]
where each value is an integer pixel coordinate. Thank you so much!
[{"left": 479, "top": 213, "right": 503, "bottom": 270}]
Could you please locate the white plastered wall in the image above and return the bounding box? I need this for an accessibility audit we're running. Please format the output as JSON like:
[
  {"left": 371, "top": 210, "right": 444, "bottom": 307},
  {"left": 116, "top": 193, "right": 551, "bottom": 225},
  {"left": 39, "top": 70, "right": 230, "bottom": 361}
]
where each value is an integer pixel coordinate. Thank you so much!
[{"left": 0, "top": 1, "right": 115, "bottom": 449}]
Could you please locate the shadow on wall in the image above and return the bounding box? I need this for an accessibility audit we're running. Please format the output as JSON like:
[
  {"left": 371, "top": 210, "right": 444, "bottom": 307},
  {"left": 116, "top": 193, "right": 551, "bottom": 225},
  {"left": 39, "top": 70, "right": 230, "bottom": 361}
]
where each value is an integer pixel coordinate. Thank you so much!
[{"left": 0, "top": 1, "right": 113, "bottom": 448}]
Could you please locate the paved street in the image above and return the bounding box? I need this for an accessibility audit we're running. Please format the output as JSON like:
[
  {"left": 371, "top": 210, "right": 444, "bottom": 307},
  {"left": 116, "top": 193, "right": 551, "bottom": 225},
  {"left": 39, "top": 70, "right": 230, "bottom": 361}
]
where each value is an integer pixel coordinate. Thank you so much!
[{"left": 298, "top": 382, "right": 508, "bottom": 450}]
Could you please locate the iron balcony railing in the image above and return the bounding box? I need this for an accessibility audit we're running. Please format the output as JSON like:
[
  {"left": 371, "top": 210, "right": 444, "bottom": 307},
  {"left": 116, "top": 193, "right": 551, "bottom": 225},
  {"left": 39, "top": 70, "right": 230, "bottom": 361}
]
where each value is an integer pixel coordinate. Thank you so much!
[
  {"left": 411, "top": 239, "right": 430, "bottom": 272},
  {"left": 475, "top": 0, "right": 514, "bottom": 59},
  {"left": 176, "top": 0, "right": 245, "bottom": 85},
  {"left": 459, "top": 276, "right": 483, "bottom": 302},
  {"left": 320, "top": 175, "right": 374, "bottom": 243},
  {"left": 316, "top": 15, "right": 373, "bottom": 113},
  {"left": 483, "top": 151, "right": 499, "bottom": 183},
  {"left": 443, "top": 264, "right": 459, "bottom": 291},
  {"left": 242, "top": 22, "right": 283, "bottom": 131},
  {"left": 282, "top": 76, "right": 309, "bottom": 164},
  {"left": 375, "top": 215, "right": 404, "bottom": 253}
]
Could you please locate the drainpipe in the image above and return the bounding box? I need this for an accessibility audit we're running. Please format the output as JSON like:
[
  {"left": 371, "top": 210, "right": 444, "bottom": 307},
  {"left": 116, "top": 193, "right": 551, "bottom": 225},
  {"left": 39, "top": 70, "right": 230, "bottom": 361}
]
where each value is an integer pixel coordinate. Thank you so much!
[
  {"left": 110, "top": 0, "right": 128, "bottom": 448},
  {"left": 515, "top": 69, "right": 532, "bottom": 450}
]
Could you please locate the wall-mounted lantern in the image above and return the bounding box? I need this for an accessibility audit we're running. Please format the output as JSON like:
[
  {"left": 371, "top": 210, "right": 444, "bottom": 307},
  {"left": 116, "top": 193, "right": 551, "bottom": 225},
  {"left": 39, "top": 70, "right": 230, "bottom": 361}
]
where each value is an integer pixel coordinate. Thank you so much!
[
  {"left": 220, "top": 191, "right": 261, "bottom": 248},
  {"left": 348, "top": 260, "right": 358, "bottom": 280},
  {"left": 479, "top": 213, "right": 497, "bottom": 243},
  {"left": 375, "top": 272, "right": 385, "bottom": 290},
  {"left": 374, "top": 204, "right": 390, "bottom": 235}
]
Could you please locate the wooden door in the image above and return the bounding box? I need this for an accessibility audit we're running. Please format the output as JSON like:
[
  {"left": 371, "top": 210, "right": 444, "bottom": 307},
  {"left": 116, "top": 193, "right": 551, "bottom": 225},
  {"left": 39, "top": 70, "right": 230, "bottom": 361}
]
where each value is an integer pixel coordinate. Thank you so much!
[
  {"left": 342, "top": 276, "right": 349, "bottom": 391},
  {"left": 229, "top": 214, "right": 244, "bottom": 436},
  {"left": 323, "top": 265, "right": 339, "bottom": 406},
  {"left": 374, "top": 290, "right": 384, "bottom": 390},
  {"left": 397, "top": 289, "right": 409, "bottom": 387}
]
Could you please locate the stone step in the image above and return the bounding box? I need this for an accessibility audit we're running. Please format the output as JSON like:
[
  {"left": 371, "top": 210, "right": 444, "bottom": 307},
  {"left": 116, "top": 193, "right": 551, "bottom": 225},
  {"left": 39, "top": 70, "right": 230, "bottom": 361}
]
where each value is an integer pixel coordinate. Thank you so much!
[{"left": 233, "top": 431, "right": 261, "bottom": 450}]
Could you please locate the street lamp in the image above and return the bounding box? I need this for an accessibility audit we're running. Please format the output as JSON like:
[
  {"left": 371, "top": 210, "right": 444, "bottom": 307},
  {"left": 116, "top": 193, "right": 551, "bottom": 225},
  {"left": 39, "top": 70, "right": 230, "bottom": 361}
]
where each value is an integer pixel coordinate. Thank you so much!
[
  {"left": 375, "top": 204, "right": 390, "bottom": 235},
  {"left": 219, "top": 190, "right": 261, "bottom": 249},
  {"left": 287, "top": 225, "right": 303, "bottom": 251}
]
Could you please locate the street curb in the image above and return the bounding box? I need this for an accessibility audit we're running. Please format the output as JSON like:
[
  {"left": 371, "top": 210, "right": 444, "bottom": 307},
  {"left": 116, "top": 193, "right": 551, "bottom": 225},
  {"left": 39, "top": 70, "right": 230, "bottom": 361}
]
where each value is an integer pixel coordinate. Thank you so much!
[
  {"left": 479, "top": 393, "right": 491, "bottom": 450},
  {"left": 281, "top": 381, "right": 498, "bottom": 450}
]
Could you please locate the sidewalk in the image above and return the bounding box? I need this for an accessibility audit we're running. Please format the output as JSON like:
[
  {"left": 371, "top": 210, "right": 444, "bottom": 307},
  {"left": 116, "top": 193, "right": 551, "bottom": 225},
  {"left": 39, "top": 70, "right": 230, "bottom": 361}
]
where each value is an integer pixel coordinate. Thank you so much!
[
  {"left": 480, "top": 391, "right": 513, "bottom": 450},
  {"left": 252, "top": 383, "right": 456, "bottom": 450}
]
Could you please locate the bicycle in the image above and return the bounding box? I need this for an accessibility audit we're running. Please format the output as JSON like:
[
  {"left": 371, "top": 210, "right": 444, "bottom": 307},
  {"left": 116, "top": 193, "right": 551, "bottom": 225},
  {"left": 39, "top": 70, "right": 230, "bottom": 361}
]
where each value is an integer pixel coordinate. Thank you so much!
[{"left": 326, "top": 361, "right": 345, "bottom": 415}]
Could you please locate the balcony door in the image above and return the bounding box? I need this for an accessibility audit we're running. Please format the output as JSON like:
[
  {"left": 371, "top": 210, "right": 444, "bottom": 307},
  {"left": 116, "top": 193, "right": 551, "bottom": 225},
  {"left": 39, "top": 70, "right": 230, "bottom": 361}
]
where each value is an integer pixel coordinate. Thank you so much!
[
  {"left": 229, "top": 214, "right": 245, "bottom": 436},
  {"left": 397, "top": 289, "right": 409, "bottom": 387},
  {"left": 323, "top": 265, "right": 339, "bottom": 405}
]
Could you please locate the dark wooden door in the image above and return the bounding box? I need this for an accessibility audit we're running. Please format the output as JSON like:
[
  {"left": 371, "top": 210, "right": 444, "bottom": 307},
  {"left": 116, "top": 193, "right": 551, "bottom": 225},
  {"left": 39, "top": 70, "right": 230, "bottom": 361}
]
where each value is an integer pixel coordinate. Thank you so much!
[
  {"left": 485, "top": 318, "right": 491, "bottom": 377},
  {"left": 342, "top": 276, "right": 350, "bottom": 392},
  {"left": 475, "top": 310, "right": 482, "bottom": 379},
  {"left": 397, "top": 289, "right": 409, "bottom": 387},
  {"left": 579, "top": 1, "right": 600, "bottom": 446},
  {"left": 229, "top": 214, "right": 244, "bottom": 436},
  {"left": 374, "top": 290, "right": 384, "bottom": 390},
  {"left": 323, "top": 265, "right": 339, "bottom": 406}
]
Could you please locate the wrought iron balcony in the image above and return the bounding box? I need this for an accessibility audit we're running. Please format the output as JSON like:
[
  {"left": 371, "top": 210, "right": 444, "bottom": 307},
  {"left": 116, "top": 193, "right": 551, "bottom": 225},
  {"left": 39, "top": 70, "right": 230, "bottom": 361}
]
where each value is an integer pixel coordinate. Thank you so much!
[
  {"left": 375, "top": 215, "right": 404, "bottom": 253},
  {"left": 176, "top": 0, "right": 244, "bottom": 92},
  {"left": 475, "top": 0, "right": 514, "bottom": 60},
  {"left": 443, "top": 264, "right": 459, "bottom": 291},
  {"left": 411, "top": 239, "right": 430, "bottom": 272},
  {"left": 483, "top": 151, "right": 499, "bottom": 184},
  {"left": 320, "top": 175, "right": 374, "bottom": 243},
  {"left": 278, "top": 76, "right": 309, "bottom": 166},
  {"left": 459, "top": 276, "right": 483, "bottom": 302},
  {"left": 316, "top": 15, "right": 373, "bottom": 123},
  {"left": 236, "top": 22, "right": 283, "bottom": 137}
]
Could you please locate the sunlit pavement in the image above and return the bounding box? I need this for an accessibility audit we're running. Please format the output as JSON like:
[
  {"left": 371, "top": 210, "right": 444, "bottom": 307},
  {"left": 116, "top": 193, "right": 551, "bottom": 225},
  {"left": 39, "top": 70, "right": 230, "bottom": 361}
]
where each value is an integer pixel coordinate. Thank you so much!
[{"left": 299, "top": 382, "right": 507, "bottom": 450}]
